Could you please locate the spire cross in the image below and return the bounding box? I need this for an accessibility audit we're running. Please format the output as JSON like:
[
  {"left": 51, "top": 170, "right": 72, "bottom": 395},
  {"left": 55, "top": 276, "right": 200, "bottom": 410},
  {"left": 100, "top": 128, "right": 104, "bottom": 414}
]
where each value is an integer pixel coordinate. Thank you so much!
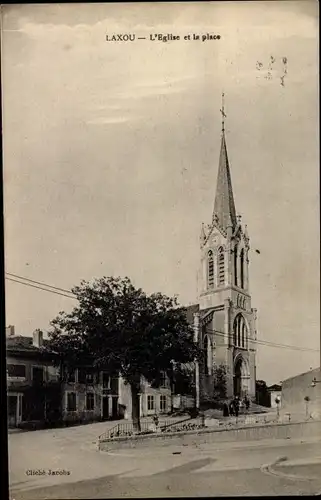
[{"left": 220, "top": 92, "right": 226, "bottom": 133}]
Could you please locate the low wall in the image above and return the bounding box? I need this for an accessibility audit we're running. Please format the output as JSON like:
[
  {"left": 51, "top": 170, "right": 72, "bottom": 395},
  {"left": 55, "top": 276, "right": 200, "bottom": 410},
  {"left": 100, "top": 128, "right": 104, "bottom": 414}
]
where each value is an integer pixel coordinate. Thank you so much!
[{"left": 99, "top": 419, "right": 321, "bottom": 452}]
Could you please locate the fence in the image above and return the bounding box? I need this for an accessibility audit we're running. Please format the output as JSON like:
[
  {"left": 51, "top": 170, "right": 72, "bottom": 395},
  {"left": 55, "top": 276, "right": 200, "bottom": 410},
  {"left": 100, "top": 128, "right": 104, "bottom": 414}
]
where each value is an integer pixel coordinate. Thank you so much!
[
  {"left": 98, "top": 415, "right": 204, "bottom": 441},
  {"left": 98, "top": 409, "right": 306, "bottom": 443},
  {"left": 99, "top": 419, "right": 321, "bottom": 452},
  {"left": 98, "top": 420, "right": 154, "bottom": 441}
]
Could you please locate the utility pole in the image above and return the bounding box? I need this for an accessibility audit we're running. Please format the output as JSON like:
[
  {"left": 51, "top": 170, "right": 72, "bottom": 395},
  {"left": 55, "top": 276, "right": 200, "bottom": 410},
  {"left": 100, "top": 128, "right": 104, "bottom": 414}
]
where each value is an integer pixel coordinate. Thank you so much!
[{"left": 193, "top": 312, "right": 200, "bottom": 411}]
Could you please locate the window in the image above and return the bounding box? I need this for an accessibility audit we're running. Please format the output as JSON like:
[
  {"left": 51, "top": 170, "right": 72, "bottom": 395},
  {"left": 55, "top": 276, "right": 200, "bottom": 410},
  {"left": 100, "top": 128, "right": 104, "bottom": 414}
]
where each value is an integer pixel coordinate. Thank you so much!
[
  {"left": 86, "top": 392, "right": 95, "bottom": 411},
  {"left": 86, "top": 371, "right": 95, "bottom": 384},
  {"left": 66, "top": 369, "right": 76, "bottom": 383},
  {"left": 233, "top": 314, "right": 248, "bottom": 349},
  {"left": 102, "top": 372, "right": 110, "bottom": 388},
  {"left": 160, "top": 395, "right": 167, "bottom": 411},
  {"left": 241, "top": 322, "right": 245, "bottom": 349},
  {"left": 32, "top": 366, "right": 44, "bottom": 384},
  {"left": 7, "top": 364, "right": 26, "bottom": 378},
  {"left": 234, "top": 245, "right": 238, "bottom": 286},
  {"left": 240, "top": 249, "right": 244, "bottom": 289},
  {"left": 67, "top": 392, "right": 77, "bottom": 411},
  {"left": 218, "top": 247, "right": 225, "bottom": 286},
  {"left": 77, "top": 368, "right": 86, "bottom": 384},
  {"left": 237, "top": 316, "right": 241, "bottom": 347},
  {"left": 160, "top": 371, "right": 167, "bottom": 388},
  {"left": 207, "top": 250, "right": 214, "bottom": 288},
  {"left": 147, "top": 395, "right": 155, "bottom": 411},
  {"left": 110, "top": 376, "right": 119, "bottom": 394}
]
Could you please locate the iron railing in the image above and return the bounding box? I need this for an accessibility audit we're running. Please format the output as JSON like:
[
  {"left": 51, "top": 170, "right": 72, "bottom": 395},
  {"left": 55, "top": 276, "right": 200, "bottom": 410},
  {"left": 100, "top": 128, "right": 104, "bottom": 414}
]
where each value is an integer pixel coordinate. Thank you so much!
[
  {"left": 99, "top": 420, "right": 155, "bottom": 441},
  {"left": 98, "top": 415, "right": 205, "bottom": 442},
  {"left": 98, "top": 411, "right": 300, "bottom": 442},
  {"left": 160, "top": 416, "right": 204, "bottom": 433}
]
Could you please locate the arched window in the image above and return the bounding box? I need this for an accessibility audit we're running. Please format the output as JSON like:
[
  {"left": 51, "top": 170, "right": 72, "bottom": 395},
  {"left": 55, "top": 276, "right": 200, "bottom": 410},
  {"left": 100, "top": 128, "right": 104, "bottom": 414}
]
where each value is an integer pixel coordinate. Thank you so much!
[
  {"left": 241, "top": 322, "right": 245, "bottom": 348},
  {"left": 234, "top": 245, "right": 238, "bottom": 286},
  {"left": 233, "top": 314, "right": 248, "bottom": 349},
  {"left": 240, "top": 249, "right": 244, "bottom": 289},
  {"left": 233, "top": 322, "right": 237, "bottom": 346},
  {"left": 207, "top": 250, "right": 214, "bottom": 288},
  {"left": 218, "top": 247, "right": 225, "bottom": 286},
  {"left": 237, "top": 316, "right": 241, "bottom": 347}
]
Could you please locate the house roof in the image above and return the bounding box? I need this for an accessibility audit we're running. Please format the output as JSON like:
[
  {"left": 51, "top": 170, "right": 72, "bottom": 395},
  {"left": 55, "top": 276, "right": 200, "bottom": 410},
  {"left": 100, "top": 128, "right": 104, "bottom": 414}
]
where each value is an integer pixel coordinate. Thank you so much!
[
  {"left": 268, "top": 384, "right": 282, "bottom": 392},
  {"left": 6, "top": 335, "right": 49, "bottom": 353}
]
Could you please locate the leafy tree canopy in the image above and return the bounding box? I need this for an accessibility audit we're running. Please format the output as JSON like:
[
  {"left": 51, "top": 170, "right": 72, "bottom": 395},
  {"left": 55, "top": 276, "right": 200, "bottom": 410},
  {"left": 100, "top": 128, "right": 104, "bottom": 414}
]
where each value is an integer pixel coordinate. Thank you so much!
[
  {"left": 213, "top": 364, "right": 228, "bottom": 400},
  {"left": 45, "top": 276, "right": 202, "bottom": 390}
]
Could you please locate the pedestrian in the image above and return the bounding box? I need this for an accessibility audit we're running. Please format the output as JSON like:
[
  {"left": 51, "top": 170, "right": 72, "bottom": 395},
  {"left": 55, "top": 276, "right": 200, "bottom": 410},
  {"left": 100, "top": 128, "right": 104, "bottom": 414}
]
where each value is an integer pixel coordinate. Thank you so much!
[
  {"left": 244, "top": 395, "right": 250, "bottom": 412},
  {"left": 223, "top": 402, "right": 229, "bottom": 417},
  {"left": 234, "top": 397, "right": 240, "bottom": 418},
  {"left": 152, "top": 413, "right": 159, "bottom": 432},
  {"left": 229, "top": 400, "right": 235, "bottom": 416}
]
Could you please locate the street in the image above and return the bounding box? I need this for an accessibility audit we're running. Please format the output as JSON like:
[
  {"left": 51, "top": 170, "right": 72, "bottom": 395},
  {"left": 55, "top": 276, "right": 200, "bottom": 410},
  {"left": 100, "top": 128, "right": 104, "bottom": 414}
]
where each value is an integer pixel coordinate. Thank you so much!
[{"left": 9, "top": 422, "right": 321, "bottom": 498}]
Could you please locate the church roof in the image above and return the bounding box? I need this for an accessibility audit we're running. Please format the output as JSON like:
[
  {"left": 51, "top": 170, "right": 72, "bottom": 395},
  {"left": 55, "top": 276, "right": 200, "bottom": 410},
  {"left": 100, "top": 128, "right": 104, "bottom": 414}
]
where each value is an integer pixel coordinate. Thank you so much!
[
  {"left": 183, "top": 304, "right": 200, "bottom": 325},
  {"left": 183, "top": 304, "right": 216, "bottom": 326},
  {"left": 212, "top": 131, "right": 237, "bottom": 231}
]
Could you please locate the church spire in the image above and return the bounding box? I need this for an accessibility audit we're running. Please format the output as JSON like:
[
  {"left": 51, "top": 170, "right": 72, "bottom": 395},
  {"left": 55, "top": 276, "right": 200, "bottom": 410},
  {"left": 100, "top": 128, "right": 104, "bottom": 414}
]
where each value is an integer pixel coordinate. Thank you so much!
[{"left": 212, "top": 93, "right": 237, "bottom": 231}]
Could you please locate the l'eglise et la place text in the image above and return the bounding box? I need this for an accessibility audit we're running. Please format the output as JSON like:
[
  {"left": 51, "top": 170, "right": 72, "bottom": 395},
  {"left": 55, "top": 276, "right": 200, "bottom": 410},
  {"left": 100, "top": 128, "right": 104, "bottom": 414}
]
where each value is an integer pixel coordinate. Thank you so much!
[{"left": 26, "top": 469, "right": 71, "bottom": 476}]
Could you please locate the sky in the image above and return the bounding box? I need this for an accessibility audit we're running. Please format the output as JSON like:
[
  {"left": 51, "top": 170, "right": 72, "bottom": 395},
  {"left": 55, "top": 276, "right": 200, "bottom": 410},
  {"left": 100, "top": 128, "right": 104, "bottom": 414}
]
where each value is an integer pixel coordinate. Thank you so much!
[{"left": 2, "top": 1, "right": 319, "bottom": 385}]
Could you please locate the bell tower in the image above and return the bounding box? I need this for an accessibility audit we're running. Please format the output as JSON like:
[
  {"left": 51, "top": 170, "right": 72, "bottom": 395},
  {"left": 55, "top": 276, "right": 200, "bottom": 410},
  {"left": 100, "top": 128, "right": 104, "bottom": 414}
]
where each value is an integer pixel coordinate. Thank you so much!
[
  {"left": 198, "top": 93, "right": 250, "bottom": 309},
  {"left": 197, "top": 94, "right": 257, "bottom": 401}
]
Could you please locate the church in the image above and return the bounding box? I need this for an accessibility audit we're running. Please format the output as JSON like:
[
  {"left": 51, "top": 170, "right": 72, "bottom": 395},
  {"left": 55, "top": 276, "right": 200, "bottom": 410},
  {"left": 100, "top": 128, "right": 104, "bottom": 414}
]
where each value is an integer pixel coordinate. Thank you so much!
[{"left": 186, "top": 97, "right": 258, "bottom": 405}]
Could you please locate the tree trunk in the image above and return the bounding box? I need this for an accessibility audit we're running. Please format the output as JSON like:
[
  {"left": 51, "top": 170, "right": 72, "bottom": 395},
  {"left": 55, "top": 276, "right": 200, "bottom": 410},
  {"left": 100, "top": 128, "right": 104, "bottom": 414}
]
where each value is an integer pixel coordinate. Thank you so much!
[
  {"left": 170, "top": 380, "right": 174, "bottom": 414},
  {"left": 170, "top": 365, "right": 175, "bottom": 414},
  {"left": 130, "top": 383, "right": 141, "bottom": 433}
]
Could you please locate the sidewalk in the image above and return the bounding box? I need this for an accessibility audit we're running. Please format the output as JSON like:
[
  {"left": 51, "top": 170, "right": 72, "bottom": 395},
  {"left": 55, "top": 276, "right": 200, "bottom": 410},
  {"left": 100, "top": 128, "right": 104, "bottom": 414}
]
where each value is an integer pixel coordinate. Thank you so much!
[{"left": 276, "top": 456, "right": 321, "bottom": 467}]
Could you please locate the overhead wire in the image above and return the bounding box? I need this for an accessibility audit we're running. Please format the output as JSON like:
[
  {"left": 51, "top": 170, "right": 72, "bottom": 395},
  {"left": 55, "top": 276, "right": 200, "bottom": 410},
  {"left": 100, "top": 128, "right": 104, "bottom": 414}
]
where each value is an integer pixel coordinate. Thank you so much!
[
  {"left": 5, "top": 272, "right": 319, "bottom": 353},
  {"left": 205, "top": 326, "right": 319, "bottom": 353},
  {"left": 5, "top": 277, "right": 76, "bottom": 300},
  {"left": 6, "top": 272, "right": 75, "bottom": 295}
]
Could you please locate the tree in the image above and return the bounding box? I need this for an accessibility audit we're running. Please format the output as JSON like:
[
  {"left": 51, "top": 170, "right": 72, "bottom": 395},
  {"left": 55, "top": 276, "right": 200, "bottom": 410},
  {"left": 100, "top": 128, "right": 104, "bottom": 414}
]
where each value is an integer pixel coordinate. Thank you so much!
[
  {"left": 44, "top": 276, "right": 202, "bottom": 432},
  {"left": 255, "top": 380, "right": 270, "bottom": 407},
  {"left": 213, "top": 364, "right": 228, "bottom": 400},
  {"left": 172, "top": 363, "right": 196, "bottom": 395}
]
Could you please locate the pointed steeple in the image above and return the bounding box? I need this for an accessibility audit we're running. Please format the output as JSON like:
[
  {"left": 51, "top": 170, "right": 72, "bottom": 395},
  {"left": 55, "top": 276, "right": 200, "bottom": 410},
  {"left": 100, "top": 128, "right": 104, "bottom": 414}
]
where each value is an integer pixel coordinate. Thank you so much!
[{"left": 212, "top": 94, "right": 237, "bottom": 231}]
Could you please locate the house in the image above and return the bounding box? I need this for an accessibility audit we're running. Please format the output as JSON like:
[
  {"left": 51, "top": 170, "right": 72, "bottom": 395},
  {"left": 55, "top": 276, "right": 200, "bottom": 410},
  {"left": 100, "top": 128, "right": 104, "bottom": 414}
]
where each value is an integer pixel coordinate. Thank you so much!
[
  {"left": 268, "top": 384, "right": 282, "bottom": 408},
  {"left": 120, "top": 373, "right": 172, "bottom": 419},
  {"left": 6, "top": 327, "right": 113, "bottom": 427},
  {"left": 6, "top": 326, "right": 172, "bottom": 428},
  {"left": 281, "top": 367, "right": 321, "bottom": 418},
  {"left": 6, "top": 327, "right": 61, "bottom": 428}
]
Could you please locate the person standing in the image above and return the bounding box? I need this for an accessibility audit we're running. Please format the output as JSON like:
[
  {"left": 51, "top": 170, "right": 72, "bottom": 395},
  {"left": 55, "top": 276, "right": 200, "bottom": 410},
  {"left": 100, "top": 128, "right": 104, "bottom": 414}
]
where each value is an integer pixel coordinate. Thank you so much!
[
  {"left": 234, "top": 396, "right": 240, "bottom": 418},
  {"left": 223, "top": 401, "right": 229, "bottom": 417},
  {"left": 152, "top": 413, "right": 159, "bottom": 432}
]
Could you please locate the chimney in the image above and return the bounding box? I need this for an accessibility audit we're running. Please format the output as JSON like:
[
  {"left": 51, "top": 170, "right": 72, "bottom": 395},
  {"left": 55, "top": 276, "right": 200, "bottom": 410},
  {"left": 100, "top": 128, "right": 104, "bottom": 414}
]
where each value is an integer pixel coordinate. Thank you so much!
[
  {"left": 6, "top": 325, "right": 15, "bottom": 337},
  {"left": 33, "top": 329, "right": 43, "bottom": 348}
]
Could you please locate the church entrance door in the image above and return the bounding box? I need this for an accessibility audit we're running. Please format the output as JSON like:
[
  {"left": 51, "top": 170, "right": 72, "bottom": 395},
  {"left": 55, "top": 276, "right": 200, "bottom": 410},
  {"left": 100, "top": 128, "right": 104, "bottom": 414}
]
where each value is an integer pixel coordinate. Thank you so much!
[{"left": 233, "top": 358, "right": 242, "bottom": 397}]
